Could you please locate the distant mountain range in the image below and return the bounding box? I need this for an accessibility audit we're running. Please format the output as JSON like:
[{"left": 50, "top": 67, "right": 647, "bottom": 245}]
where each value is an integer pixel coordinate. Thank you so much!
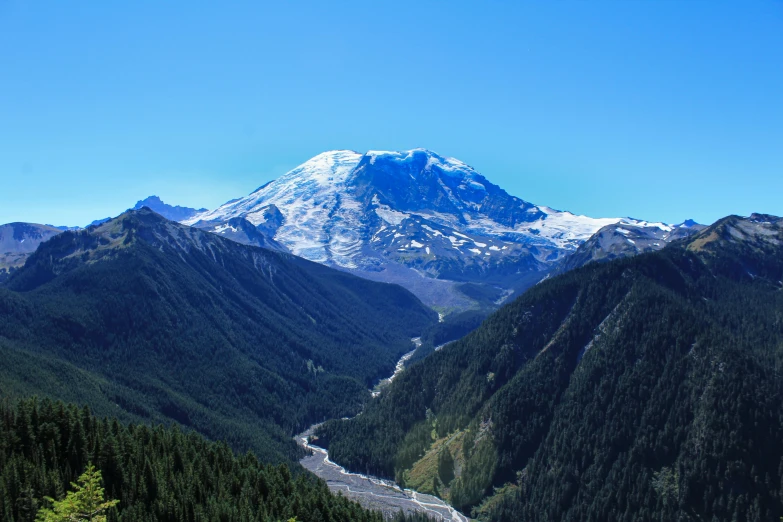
[
  {"left": 0, "top": 196, "right": 206, "bottom": 280},
  {"left": 183, "top": 149, "right": 701, "bottom": 310},
  {"left": 86, "top": 195, "right": 207, "bottom": 227},
  {"left": 0, "top": 149, "right": 705, "bottom": 308},
  {"left": 553, "top": 218, "right": 706, "bottom": 275},
  {"left": 132, "top": 195, "right": 207, "bottom": 222}
]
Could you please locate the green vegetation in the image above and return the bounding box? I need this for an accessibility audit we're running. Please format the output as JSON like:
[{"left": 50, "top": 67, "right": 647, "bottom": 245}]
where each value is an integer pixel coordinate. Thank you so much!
[
  {"left": 456, "top": 283, "right": 506, "bottom": 308},
  {"left": 0, "top": 397, "right": 437, "bottom": 522},
  {"left": 0, "top": 266, "right": 15, "bottom": 284},
  {"left": 409, "top": 309, "right": 488, "bottom": 364},
  {"left": 0, "top": 209, "right": 435, "bottom": 464},
  {"left": 437, "top": 446, "right": 455, "bottom": 486},
  {"left": 35, "top": 464, "right": 118, "bottom": 522},
  {"left": 317, "top": 215, "right": 783, "bottom": 521},
  {"left": 398, "top": 428, "right": 465, "bottom": 500}
]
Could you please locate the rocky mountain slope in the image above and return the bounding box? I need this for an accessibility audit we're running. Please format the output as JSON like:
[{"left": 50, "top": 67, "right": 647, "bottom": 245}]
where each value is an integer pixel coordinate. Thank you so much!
[
  {"left": 554, "top": 219, "right": 706, "bottom": 274},
  {"left": 132, "top": 195, "right": 207, "bottom": 222},
  {"left": 0, "top": 222, "right": 63, "bottom": 281}
]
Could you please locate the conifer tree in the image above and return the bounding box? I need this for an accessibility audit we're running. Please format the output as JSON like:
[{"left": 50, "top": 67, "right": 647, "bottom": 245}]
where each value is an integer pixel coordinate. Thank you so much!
[{"left": 35, "top": 464, "right": 118, "bottom": 522}]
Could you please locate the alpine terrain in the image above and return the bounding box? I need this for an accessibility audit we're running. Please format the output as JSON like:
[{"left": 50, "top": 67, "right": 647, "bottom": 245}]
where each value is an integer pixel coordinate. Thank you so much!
[
  {"left": 132, "top": 195, "right": 207, "bottom": 222},
  {"left": 0, "top": 222, "right": 63, "bottom": 282},
  {"left": 185, "top": 149, "right": 699, "bottom": 311},
  {"left": 554, "top": 219, "right": 706, "bottom": 275},
  {"left": 0, "top": 197, "right": 206, "bottom": 280}
]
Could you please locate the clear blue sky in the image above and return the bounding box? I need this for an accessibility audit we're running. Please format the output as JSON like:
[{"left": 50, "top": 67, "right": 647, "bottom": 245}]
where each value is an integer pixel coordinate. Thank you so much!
[{"left": 1, "top": 1, "right": 781, "bottom": 226}]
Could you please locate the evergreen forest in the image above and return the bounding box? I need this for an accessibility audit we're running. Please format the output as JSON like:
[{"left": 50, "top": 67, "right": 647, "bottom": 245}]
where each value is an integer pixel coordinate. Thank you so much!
[{"left": 316, "top": 215, "right": 783, "bottom": 521}]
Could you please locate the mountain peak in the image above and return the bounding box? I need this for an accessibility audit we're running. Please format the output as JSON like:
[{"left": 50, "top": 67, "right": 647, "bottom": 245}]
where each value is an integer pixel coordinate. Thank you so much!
[
  {"left": 181, "top": 148, "right": 673, "bottom": 310},
  {"left": 135, "top": 195, "right": 165, "bottom": 207},
  {"left": 678, "top": 218, "right": 699, "bottom": 228},
  {"left": 9, "top": 208, "right": 261, "bottom": 292},
  {"left": 683, "top": 214, "right": 783, "bottom": 283},
  {"left": 688, "top": 214, "right": 782, "bottom": 251},
  {"left": 302, "top": 149, "right": 477, "bottom": 181},
  {"left": 75, "top": 207, "right": 173, "bottom": 248},
  {"left": 748, "top": 212, "right": 781, "bottom": 224},
  {"left": 132, "top": 195, "right": 206, "bottom": 222},
  {"left": 361, "top": 149, "right": 476, "bottom": 178},
  {"left": 364, "top": 148, "right": 443, "bottom": 161}
]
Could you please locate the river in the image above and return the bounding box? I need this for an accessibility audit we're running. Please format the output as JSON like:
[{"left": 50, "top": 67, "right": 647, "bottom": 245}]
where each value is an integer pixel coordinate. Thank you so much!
[{"left": 296, "top": 338, "right": 469, "bottom": 521}]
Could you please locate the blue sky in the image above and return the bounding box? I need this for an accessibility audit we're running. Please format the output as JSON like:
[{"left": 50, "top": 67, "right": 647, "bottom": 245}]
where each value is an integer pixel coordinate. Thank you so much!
[{"left": 1, "top": 1, "right": 781, "bottom": 226}]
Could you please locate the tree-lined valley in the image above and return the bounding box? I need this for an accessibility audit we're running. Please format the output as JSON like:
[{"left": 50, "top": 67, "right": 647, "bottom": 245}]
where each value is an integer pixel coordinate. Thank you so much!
[{"left": 2, "top": 153, "right": 781, "bottom": 522}]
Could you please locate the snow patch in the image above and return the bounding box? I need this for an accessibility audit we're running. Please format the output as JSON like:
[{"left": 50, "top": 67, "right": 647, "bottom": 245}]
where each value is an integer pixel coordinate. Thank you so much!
[{"left": 213, "top": 224, "right": 238, "bottom": 234}]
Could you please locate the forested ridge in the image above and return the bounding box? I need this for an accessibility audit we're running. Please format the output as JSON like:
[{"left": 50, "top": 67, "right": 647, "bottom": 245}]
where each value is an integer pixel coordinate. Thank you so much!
[
  {"left": 316, "top": 214, "right": 783, "bottom": 521},
  {"left": 0, "top": 208, "right": 435, "bottom": 464},
  {"left": 409, "top": 309, "right": 488, "bottom": 365},
  {"left": 0, "top": 397, "right": 436, "bottom": 522}
]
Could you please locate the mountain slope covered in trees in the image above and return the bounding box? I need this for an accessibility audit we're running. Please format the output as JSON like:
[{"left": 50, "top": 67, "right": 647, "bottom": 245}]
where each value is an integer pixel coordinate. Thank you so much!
[
  {"left": 0, "top": 396, "right": 436, "bottom": 522},
  {"left": 315, "top": 214, "right": 783, "bottom": 521},
  {"left": 0, "top": 208, "right": 436, "bottom": 464}
]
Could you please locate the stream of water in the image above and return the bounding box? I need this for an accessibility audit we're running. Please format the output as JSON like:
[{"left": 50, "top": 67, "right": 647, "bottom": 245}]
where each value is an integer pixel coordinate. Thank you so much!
[{"left": 296, "top": 338, "right": 469, "bottom": 521}]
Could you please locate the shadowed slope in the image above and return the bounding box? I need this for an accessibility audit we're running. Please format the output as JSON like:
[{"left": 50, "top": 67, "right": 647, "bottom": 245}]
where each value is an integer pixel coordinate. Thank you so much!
[{"left": 0, "top": 208, "right": 436, "bottom": 463}]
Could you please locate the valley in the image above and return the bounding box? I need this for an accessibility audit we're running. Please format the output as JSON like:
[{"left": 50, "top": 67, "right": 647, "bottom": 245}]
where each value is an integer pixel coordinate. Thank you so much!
[
  {"left": 0, "top": 208, "right": 437, "bottom": 464},
  {"left": 298, "top": 346, "right": 468, "bottom": 521},
  {"left": 298, "top": 426, "right": 467, "bottom": 522},
  {"left": 3, "top": 3, "right": 777, "bottom": 520},
  {"left": 2, "top": 205, "right": 782, "bottom": 521}
]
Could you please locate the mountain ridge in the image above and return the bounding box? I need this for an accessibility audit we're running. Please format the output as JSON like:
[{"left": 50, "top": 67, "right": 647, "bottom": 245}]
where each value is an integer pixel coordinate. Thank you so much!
[
  {"left": 0, "top": 197, "right": 209, "bottom": 277},
  {"left": 0, "top": 222, "right": 63, "bottom": 282},
  {"left": 133, "top": 195, "right": 207, "bottom": 222},
  {"left": 554, "top": 218, "right": 706, "bottom": 274},
  {"left": 0, "top": 207, "right": 436, "bottom": 463}
]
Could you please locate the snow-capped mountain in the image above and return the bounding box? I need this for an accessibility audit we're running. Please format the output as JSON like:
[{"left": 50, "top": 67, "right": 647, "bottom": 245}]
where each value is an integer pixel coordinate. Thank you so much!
[
  {"left": 554, "top": 219, "right": 706, "bottom": 275},
  {"left": 185, "top": 149, "right": 680, "bottom": 309},
  {"left": 132, "top": 195, "right": 207, "bottom": 222},
  {"left": 198, "top": 216, "right": 286, "bottom": 251}
]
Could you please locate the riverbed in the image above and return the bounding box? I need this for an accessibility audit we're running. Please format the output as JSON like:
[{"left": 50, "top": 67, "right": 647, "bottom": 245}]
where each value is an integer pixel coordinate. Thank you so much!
[{"left": 296, "top": 339, "right": 469, "bottom": 521}]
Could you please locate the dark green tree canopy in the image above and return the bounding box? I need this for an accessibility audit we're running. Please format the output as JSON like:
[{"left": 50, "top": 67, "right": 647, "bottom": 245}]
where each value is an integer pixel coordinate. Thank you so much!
[{"left": 317, "top": 215, "right": 783, "bottom": 521}]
